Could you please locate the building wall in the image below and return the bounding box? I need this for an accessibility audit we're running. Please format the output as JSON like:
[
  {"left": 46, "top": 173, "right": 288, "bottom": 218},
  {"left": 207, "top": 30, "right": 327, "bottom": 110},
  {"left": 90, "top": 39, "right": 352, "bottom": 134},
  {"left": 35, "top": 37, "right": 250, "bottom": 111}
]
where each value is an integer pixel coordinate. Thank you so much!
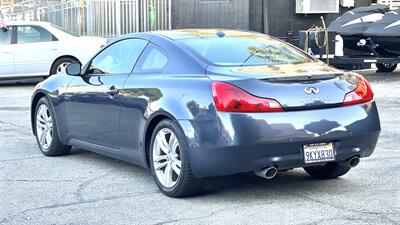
[
  {"left": 171, "top": 0, "right": 251, "bottom": 30},
  {"left": 249, "top": 0, "right": 264, "bottom": 33},
  {"left": 265, "top": 0, "right": 372, "bottom": 43},
  {"left": 171, "top": 0, "right": 372, "bottom": 42}
]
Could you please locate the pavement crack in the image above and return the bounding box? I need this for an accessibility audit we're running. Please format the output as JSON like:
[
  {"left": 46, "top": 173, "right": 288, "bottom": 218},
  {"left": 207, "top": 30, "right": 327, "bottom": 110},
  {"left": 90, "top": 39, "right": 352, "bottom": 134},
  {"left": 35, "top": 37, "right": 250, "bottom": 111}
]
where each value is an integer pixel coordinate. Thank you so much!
[
  {"left": 0, "top": 191, "right": 159, "bottom": 224},
  {"left": 0, "top": 107, "right": 30, "bottom": 111},
  {"left": 152, "top": 201, "right": 275, "bottom": 225},
  {"left": 75, "top": 170, "right": 116, "bottom": 202},
  {"left": 1, "top": 156, "right": 46, "bottom": 162},
  {"left": 0, "top": 120, "right": 31, "bottom": 135},
  {"left": 289, "top": 192, "right": 399, "bottom": 224},
  {"left": 0, "top": 179, "right": 79, "bottom": 183},
  {"left": 296, "top": 216, "right": 382, "bottom": 225},
  {"left": 152, "top": 205, "right": 244, "bottom": 225}
]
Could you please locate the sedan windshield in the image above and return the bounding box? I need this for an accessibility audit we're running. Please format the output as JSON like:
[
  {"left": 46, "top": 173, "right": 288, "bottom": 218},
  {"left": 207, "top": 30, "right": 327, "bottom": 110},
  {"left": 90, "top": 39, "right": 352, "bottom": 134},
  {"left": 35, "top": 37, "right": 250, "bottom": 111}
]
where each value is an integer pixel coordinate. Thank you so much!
[{"left": 179, "top": 36, "right": 315, "bottom": 66}]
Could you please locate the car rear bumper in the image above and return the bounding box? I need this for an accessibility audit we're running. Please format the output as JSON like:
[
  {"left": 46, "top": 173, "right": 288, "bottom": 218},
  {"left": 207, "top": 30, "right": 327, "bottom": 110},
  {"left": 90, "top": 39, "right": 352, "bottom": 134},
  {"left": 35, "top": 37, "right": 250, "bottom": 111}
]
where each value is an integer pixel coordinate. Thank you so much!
[{"left": 178, "top": 101, "right": 381, "bottom": 178}]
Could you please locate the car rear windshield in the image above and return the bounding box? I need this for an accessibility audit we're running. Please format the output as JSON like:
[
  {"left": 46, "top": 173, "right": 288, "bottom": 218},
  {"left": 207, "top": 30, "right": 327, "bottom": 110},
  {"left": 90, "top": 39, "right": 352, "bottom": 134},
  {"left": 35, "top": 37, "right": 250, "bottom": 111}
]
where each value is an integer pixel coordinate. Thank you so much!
[
  {"left": 51, "top": 24, "right": 80, "bottom": 37},
  {"left": 179, "top": 36, "right": 315, "bottom": 66}
]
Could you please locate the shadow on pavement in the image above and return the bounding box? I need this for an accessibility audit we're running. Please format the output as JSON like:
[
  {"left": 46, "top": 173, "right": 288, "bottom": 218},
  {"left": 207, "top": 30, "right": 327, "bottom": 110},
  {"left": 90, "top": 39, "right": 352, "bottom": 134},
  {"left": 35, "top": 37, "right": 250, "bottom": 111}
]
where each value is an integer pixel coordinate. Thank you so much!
[
  {"left": 0, "top": 78, "right": 43, "bottom": 86},
  {"left": 65, "top": 147, "right": 350, "bottom": 199}
]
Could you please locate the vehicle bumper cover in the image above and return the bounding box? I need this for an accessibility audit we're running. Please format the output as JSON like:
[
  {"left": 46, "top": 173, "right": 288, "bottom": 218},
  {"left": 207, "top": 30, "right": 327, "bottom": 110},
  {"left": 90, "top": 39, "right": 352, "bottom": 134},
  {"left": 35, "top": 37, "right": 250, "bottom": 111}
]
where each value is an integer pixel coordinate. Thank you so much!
[{"left": 178, "top": 101, "right": 381, "bottom": 178}]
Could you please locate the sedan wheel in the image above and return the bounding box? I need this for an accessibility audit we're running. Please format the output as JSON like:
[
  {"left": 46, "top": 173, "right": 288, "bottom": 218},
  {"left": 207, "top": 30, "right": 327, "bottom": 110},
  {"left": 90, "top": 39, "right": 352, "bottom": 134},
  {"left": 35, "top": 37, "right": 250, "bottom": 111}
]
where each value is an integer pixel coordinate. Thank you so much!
[
  {"left": 56, "top": 62, "right": 70, "bottom": 75},
  {"left": 152, "top": 128, "right": 182, "bottom": 188},
  {"left": 36, "top": 104, "right": 53, "bottom": 150},
  {"left": 50, "top": 57, "right": 76, "bottom": 76}
]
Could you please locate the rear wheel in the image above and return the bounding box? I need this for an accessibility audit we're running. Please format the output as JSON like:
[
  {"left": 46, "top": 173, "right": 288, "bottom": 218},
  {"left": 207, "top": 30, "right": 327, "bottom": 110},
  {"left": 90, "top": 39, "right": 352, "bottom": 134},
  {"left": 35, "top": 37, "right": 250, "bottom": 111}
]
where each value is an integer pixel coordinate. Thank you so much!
[
  {"left": 50, "top": 57, "right": 77, "bottom": 76},
  {"left": 303, "top": 162, "right": 351, "bottom": 179},
  {"left": 35, "top": 97, "right": 71, "bottom": 156},
  {"left": 149, "top": 119, "right": 205, "bottom": 197},
  {"left": 376, "top": 63, "right": 397, "bottom": 73}
]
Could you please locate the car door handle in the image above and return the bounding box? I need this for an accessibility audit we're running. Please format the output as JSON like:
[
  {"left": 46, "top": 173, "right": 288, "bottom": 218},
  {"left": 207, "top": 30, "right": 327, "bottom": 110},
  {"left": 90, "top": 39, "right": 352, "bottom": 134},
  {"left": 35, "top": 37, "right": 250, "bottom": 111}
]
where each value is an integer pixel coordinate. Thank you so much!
[{"left": 107, "top": 86, "right": 119, "bottom": 95}]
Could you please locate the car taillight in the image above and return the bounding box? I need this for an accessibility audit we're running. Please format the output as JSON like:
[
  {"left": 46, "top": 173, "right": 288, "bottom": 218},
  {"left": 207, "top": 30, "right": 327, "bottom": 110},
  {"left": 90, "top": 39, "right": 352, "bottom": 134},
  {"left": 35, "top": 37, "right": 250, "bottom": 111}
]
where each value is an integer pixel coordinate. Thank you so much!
[
  {"left": 212, "top": 82, "right": 283, "bottom": 112},
  {"left": 343, "top": 75, "right": 374, "bottom": 106}
]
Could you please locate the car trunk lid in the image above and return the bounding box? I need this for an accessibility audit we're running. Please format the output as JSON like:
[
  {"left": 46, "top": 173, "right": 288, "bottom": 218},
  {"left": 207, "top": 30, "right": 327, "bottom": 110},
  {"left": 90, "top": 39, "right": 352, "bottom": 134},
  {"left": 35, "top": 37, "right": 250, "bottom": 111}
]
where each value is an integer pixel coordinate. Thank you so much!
[{"left": 206, "top": 62, "right": 356, "bottom": 110}]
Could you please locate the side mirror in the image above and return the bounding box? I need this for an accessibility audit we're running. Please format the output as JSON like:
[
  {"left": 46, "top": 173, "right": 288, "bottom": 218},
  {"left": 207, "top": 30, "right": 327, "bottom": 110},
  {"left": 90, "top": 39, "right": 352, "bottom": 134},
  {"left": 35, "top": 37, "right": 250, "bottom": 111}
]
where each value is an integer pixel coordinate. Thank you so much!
[{"left": 66, "top": 62, "right": 82, "bottom": 76}]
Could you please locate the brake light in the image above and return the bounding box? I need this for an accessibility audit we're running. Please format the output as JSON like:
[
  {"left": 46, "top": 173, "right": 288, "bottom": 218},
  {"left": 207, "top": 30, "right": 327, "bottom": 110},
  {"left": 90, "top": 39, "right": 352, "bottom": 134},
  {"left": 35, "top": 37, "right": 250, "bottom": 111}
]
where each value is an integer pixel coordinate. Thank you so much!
[
  {"left": 212, "top": 82, "right": 283, "bottom": 112},
  {"left": 343, "top": 75, "right": 374, "bottom": 106}
]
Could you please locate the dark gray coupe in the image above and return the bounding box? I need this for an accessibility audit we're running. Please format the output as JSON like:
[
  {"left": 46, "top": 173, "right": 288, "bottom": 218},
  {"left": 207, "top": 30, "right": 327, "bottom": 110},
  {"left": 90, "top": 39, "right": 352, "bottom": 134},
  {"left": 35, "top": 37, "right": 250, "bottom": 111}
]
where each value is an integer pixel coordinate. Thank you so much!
[{"left": 31, "top": 30, "right": 381, "bottom": 197}]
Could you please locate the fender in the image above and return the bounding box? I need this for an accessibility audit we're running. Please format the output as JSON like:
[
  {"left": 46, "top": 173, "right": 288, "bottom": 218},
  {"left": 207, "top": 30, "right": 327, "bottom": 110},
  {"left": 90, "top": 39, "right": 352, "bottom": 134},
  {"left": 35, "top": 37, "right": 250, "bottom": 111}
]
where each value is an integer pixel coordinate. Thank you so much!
[{"left": 31, "top": 75, "right": 74, "bottom": 144}]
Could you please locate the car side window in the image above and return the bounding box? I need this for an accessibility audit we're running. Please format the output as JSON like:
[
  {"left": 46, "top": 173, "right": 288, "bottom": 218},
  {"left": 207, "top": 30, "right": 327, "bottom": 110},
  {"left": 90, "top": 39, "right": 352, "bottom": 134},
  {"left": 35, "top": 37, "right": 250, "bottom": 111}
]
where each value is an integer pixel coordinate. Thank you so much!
[
  {"left": 17, "top": 26, "right": 54, "bottom": 44},
  {"left": 87, "top": 38, "right": 148, "bottom": 75},
  {"left": 140, "top": 45, "right": 168, "bottom": 71},
  {"left": 0, "top": 27, "right": 11, "bottom": 45}
]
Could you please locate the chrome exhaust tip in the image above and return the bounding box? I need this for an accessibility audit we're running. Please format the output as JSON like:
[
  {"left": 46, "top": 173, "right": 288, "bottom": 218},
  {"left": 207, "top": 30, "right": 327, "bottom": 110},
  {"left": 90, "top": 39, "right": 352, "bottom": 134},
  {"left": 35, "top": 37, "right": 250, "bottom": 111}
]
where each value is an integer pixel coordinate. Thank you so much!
[
  {"left": 348, "top": 156, "right": 360, "bottom": 168},
  {"left": 255, "top": 166, "right": 278, "bottom": 179}
]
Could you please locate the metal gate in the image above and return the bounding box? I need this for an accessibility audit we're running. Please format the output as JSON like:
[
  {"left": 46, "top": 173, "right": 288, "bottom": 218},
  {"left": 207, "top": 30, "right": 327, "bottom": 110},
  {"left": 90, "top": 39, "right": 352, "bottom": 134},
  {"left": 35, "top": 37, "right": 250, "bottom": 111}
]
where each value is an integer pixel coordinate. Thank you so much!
[
  {"left": 38, "top": 1, "right": 82, "bottom": 35},
  {"left": 0, "top": 0, "right": 38, "bottom": 21},
  {"left": 85, "top": 0, "right": 140, "bottom": 37},
  {"left": 0, "top": 0, "right": 172, "bottom": 37}
]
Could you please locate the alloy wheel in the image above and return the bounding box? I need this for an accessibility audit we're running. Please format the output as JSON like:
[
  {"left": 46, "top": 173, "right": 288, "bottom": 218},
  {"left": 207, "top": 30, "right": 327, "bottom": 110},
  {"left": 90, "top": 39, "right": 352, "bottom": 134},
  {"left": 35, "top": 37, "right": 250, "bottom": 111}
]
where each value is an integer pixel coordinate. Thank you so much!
[
  {"left": 152, "top": 128, "right": 182, "bottom": 188},
  {"left": 36, "top": 104, "right": 53, "bottom": 150},
  {"left": 382, "top": 63, "right": 395, "bottom": 68}
]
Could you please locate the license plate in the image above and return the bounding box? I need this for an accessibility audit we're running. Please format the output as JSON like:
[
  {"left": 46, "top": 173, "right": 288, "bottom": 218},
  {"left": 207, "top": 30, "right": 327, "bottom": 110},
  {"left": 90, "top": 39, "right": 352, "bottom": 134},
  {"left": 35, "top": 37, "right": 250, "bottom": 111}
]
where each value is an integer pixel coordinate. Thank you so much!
[{"left": 303, "top": 142, "right": 335, "bottom": 164}]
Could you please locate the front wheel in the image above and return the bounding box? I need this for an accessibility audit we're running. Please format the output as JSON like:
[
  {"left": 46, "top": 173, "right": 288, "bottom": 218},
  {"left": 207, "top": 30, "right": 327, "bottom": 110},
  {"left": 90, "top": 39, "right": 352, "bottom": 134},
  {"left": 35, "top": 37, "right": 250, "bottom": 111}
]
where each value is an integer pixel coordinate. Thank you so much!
[
  {"left": 303, "top": 162, "right": 351, "bottom": 179},
  {"left": 35, "top": 97, "right": 71, "bottom": 156},
  {"left": 149, "top": 119, "right": 205, "bottom": 197},
  {"left": 376, "top": 63, "right": 397, "bottom": 73}
]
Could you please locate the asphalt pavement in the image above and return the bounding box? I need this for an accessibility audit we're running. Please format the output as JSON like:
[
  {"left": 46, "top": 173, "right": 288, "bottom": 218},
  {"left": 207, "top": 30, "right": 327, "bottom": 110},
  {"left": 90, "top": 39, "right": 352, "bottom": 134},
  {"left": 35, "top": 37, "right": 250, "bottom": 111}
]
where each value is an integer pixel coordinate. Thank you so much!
[{"left": 0, "top": 71, "right": 399, "bottom": 225}]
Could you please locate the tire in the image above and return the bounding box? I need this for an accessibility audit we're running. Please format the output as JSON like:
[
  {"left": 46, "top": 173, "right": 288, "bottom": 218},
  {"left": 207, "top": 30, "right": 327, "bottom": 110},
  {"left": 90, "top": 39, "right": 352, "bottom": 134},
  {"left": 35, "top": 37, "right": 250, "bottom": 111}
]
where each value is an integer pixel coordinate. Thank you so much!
[
  {"left": 303, "top": 162, "right": 351, "bottom": 179},
  {"left": 50, "top": 57, "right": 77, "bottom": 76},
  {"left": 376, "top": 63, "right": 397, "bottom": 73},
  {"left": 149, "top": 119, "right": 205, "bottom": 197},
  {"left": 34, "top": 97, "right": 71, "bottom": 156}
]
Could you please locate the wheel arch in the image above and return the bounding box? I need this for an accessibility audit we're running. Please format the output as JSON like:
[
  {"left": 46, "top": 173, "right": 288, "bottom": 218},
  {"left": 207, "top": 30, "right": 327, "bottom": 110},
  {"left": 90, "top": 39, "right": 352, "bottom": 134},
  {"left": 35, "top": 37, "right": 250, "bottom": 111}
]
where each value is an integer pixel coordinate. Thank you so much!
[
  {"left": 31, "top": 91, "right": 48, "bottom": 135},
  {"left": 49, "top": 55, "right": 81, "bottom": 75},
  {"left": 143, "top": 111, "right": 178, "bottom": 168}
]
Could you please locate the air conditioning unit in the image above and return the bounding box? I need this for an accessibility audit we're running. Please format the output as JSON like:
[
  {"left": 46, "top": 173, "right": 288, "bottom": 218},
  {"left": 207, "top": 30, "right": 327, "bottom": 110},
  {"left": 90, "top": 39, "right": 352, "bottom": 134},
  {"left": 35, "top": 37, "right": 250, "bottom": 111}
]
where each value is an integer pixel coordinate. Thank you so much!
[
  {"left": 296, "top": 0, "right": 340, "bottom": 14},
  {"left": 378, "top": 0, "right": 400, "bottom": 10},
  {"left": 341, "top": 0, "right": 354, "bottom": 8},
  {"left": 0, "top": 0, "right": 13, "bottom": 5}
]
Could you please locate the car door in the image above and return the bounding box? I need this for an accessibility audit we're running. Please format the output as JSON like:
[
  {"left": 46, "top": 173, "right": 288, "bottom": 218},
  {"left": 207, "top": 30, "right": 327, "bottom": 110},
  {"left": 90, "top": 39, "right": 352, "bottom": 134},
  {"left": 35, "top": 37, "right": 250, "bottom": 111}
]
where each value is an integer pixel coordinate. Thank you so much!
[
  {"left": 119, "top": 43, "right": 169, "bottom": 165},
  {"left": 64, "top": 38, "right": 148, "bottom": 149},
  {"left": 0, "top": 26, "right": 14, "bottom": 76},
  {"left": 13, "top": 25, "right": 60, "bottom": 76}
]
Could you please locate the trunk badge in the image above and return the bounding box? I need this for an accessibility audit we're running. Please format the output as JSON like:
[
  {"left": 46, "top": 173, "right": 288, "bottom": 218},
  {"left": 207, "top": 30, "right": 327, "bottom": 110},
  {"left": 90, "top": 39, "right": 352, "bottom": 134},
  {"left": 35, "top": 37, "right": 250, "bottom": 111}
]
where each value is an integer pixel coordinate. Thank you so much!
[{"left": 304, "top": 87, "right": 319, "bottom": 94}]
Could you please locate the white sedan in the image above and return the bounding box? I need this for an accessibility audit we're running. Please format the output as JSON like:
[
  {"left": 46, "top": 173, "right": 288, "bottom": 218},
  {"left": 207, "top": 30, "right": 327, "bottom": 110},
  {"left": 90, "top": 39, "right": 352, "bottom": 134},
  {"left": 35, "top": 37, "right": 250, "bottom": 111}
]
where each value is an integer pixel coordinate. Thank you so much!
[{"left": 0, "top": 21, "right": 106, "bottom": 79}]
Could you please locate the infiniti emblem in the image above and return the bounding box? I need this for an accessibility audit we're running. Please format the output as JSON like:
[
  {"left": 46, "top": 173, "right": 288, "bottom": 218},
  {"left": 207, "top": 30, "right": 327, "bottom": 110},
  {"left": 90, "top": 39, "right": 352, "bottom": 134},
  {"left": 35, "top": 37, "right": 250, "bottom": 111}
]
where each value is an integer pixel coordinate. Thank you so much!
[{"left": 304, "top": 86, "right": 319, "bottom": 94}]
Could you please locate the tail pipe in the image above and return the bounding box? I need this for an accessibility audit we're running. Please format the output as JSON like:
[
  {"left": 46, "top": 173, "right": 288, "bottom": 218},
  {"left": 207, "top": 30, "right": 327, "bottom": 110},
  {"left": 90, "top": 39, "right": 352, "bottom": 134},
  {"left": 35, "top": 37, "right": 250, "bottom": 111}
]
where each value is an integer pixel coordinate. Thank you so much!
[
  {"left": 348, "top": 156, "right": 360, "bottom": 168},
  {"left": 340, "top": 156, "right": 360, "bottom": 168},
  {"left": 255, "top": 166, "right": 278, "bottom": 179}
]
